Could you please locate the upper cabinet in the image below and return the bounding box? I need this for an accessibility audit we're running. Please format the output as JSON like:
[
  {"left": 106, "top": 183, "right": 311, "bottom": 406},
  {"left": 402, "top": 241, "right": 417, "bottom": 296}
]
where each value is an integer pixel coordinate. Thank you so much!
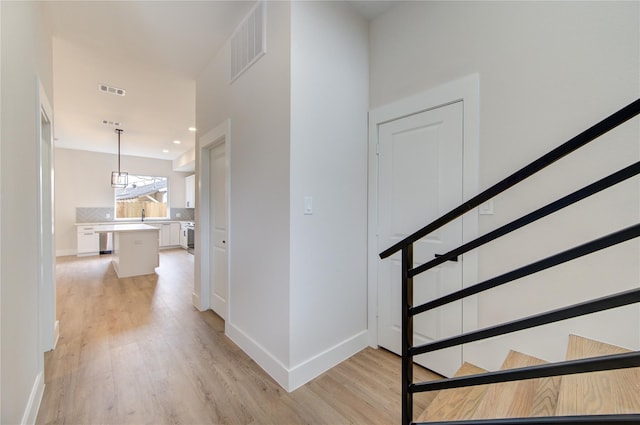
[{"left": 185, "top": 174, "right": 196, "bottom": 208}]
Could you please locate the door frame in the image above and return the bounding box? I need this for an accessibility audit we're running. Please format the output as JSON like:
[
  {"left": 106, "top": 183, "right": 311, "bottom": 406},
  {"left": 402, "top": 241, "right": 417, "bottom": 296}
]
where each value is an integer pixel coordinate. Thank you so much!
[
  {"left": 194, "top": 119, "right": 231, "bottom": 321},
  {"left": 37, "top": 79, "right": 58, "bottom": 352},
  {"left": 367, "top": 74, "right": 480, "bottom": 349}
]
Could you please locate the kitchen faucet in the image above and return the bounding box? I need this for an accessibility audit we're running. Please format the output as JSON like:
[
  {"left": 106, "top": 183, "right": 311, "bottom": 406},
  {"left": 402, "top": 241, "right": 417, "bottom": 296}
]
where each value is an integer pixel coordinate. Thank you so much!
[{"left": 141, "top": 208, "right": 145, "bottom": 222}]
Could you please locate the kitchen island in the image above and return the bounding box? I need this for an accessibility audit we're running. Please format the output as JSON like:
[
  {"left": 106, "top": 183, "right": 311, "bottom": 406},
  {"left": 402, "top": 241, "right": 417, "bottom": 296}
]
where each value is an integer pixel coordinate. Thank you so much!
[{"left": 95, "top": 224, "right": 160, "bottom": 278}]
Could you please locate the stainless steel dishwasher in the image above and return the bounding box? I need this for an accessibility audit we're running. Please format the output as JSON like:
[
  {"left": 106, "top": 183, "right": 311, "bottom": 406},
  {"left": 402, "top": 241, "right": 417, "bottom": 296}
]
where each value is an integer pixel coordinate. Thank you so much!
[
  {"left": 99, "top": 231, "right": 112, "bottom": 254},
  {"left": 187, "top": 222, "right": 195, "bottom": 254}
]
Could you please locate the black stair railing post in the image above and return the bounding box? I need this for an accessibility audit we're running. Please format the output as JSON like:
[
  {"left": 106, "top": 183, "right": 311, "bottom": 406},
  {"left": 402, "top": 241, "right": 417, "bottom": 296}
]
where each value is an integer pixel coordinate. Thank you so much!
[{"left": 402, "top": 244, "right": 414, "bottom": 425}]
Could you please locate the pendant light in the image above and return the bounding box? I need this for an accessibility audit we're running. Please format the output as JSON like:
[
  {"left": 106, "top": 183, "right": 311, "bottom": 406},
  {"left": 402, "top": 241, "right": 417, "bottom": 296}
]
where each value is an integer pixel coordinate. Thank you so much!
[{"left": 111, "top": 128, "right": 128, "bottom": 188}]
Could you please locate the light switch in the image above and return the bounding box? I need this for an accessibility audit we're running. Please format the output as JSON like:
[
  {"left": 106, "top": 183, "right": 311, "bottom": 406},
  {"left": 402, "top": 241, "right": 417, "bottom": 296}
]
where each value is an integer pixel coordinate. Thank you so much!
[
  {"left": 304, "top": 196, "right": 313, "bottom": 215},
  {"left": 106, "top": 213, "right": 111, "bottom": 219}
]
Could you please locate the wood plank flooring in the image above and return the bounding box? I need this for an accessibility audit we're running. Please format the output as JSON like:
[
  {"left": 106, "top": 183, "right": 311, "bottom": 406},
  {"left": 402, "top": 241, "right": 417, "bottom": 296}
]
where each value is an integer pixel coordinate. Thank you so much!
[{"left": 36, "top": 250, "right": 440, "bottom": 425}]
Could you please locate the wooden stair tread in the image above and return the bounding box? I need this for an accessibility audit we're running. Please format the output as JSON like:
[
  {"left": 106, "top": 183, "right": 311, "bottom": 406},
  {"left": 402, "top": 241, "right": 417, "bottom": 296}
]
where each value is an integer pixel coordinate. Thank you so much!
[
  {"left": 416, "top": 362, "right": 489, "bottom": 422},
  {"left": 556, "top": 334, "right": 640, "bottom": 415},
  {"left": 472, "top": 350, "right": 560, "bottom": 419}
]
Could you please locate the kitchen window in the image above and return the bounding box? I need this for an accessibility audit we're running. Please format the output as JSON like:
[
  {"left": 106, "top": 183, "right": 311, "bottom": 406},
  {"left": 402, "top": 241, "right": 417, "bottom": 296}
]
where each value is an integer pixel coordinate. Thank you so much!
[{"left": 115, "top": 175, "right": 169, "bottom": 220}]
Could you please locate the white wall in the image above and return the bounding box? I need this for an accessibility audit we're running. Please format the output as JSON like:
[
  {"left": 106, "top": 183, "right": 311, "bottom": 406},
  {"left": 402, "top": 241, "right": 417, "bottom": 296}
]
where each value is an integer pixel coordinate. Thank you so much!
[
  {"left": 55, "top": 148, "right": 189, "bottom": 255},
  {"left": 173, "top": 147, "right": 195, "bottom": 172},
  {"left": 196, "top": 1, "right": 369, "bottom": 390},
  {"left": 289, "top": 1, "right": 369, "bottom": 387},
  {"left": 196, "top": 1, "right": 293, "bottom": 382},
  {"left": 370, "top": 1, "right": 640, "bottom": 370},
  {"left": 1, "top": 1, "right": 53, "bottom": 423}
]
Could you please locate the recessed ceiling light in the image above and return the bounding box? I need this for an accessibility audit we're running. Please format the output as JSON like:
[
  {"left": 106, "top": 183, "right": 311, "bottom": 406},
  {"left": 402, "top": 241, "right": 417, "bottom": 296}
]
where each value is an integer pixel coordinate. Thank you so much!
[
  {"left": 173, "top": 140, "right": 181, "bottom": 145},
  {"left": 188, "top": 127, "right": 197, "bottom": 132},
  {"left": 162, "top": 149, "right": 169, "bottom": 153}
]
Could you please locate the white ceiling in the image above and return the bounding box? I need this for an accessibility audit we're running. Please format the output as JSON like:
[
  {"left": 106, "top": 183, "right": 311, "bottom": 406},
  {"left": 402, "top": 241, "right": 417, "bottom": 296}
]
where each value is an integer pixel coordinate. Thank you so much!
[
  {"left": 45, "top": 1, "right": 256, "bottom": 161},
  {"left": 44, "top": 1, "right": 397, "bottom": 162}
]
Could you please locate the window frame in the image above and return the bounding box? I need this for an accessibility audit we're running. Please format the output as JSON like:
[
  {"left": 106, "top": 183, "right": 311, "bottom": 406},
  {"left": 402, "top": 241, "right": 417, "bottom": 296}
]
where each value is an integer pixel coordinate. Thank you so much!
[{"left": 114, "top": 174, "right": 170, "bottom": 221}]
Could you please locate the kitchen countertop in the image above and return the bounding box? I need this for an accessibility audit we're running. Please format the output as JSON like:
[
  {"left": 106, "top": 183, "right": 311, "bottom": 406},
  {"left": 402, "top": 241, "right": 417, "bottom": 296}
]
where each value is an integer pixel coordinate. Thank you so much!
[
  {"left": 76, "top": 220, "right": 188, "bottom": 226},
  {"left": 93, "top": 223, "right": 161, "bottom": 233}
]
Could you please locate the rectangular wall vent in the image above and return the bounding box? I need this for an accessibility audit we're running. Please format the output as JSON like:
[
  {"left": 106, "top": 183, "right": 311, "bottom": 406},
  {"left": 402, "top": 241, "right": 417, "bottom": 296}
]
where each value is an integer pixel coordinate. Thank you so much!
[
  {"left": 99, "top": 83, "right": 126, "bottom": 96},
  {"left": 102, "top": 119, "right": 122, "bottom": 127},
  {"left": 230, "top": 1, "right": 266, "bottom": 83}
]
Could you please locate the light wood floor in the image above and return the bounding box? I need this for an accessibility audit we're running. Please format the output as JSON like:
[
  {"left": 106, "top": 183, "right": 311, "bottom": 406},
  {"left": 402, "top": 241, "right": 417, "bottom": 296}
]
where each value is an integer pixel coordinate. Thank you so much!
[{"left": 36, "top": 249, "right": 439, "bottom": 425}]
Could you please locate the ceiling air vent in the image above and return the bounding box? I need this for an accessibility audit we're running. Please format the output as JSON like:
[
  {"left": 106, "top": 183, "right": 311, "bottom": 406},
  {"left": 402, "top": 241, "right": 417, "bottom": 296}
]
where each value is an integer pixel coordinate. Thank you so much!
[
  {"left": 102, "top": 119, "right": 122, "bottom": 127},
  {"left": 230, "top": 1, "right": 266, "bottom": 83},
  {"left": 98, "top": 83, "right": 126, "bottom": 96}
]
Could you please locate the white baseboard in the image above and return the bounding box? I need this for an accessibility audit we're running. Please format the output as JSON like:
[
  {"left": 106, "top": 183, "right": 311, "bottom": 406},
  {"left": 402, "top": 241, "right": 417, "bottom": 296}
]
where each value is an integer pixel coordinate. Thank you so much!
[
  {"left": 21, "top": 371, "right": 44, "bottom": 425},
  {"left": 226, "top": 323, "right": 368, "bottom": 392},
  {"left": 210, "top": 294, "right": 226, "bottom": 320},
  {"left": 191, "top": 292, "right": 203, "bottom": 311},
  {"left": 226, "top": 322, "right": 290, "bottom": 389},
  {"left": 288, "top": 330, "right": 368, "bottom": 391},
  {"left": 55, "top": 249, "right": 76, "bottom": 257}
]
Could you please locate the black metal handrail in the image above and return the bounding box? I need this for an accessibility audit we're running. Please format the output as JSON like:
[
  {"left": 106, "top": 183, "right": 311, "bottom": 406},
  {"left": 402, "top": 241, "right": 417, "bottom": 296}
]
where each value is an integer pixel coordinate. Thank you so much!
[
  {"left": 410, "top": 287, "right": 640, "bottom": 357},
  {"left": 409, "top": 161, "right": 640, "bottom": 278},
  {"left": 412, "top": 351, "right": 640, "bottom": 393},
  {"left": 410, "top": 224, "right": 640, "bottom": 317},
  {"left": 380, "top": 98, "right": 640, "bottom": 260},
  {"left": 415, "top": 415, "right": 640, "bottom": 425},
  {"left": 379, "top": 99, "right": 640, "bottom": 425}
]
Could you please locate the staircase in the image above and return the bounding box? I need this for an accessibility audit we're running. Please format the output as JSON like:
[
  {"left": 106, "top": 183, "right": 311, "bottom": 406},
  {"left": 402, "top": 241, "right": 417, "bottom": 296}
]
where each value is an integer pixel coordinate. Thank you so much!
[
  {"left": 378, "top": 99, "right": 640, "bottom": 425},
  {"left": 416, "top": 335, "right": 640, "bottom": 423},
  {"left": 556, "top": 335, "right": 640, "bottom": 416}
]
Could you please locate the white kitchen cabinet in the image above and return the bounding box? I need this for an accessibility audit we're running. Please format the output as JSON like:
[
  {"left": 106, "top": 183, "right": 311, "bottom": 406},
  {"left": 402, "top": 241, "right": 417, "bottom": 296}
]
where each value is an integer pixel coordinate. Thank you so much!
[
  {"left": 160, "top": 224, "right": 171, "bottom": 247},
  {"left": 77, "top": 226, "right": 99, "bottom": 256},
  {"left": 170, "top": 222, "right": 180, "bottom": 246},
  {"left": 156, "top": 222, "right": 182, "bottom": 247},
  {"left": 104, "top": 224, "right": 160, "bottom": 278},
  {"left": 185, "top": 174, "right": 196, "bottom": 208}
]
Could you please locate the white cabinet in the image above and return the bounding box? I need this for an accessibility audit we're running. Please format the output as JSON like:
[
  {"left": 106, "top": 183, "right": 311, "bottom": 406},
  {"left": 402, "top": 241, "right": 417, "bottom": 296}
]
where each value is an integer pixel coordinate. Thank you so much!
[
  {"left": 170, "top": 222, "right": 180, "bottom": 246},
  {"left": 185, "top": 174, "right": 196, "bottom": 208},
  {"left": 77, "top": 226, "right": 99, "bottom": 256},
  {"left": 157, "top": 222, "right": 182, "bottom": 247},
  {"left": 111, "top": 228, "right": 159, "bottom": 278},
  {"left": 160, "top": 224, "right": 171, "bottom": 247},
  {"left": 79, "top": 222, "right": 180, "bottom": 252}
]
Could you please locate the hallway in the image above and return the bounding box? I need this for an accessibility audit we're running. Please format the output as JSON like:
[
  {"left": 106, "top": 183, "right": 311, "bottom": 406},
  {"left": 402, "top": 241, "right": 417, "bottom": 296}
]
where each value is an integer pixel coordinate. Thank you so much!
[{"left": 36, "top": 250, "right": 438, "bottom": 424}]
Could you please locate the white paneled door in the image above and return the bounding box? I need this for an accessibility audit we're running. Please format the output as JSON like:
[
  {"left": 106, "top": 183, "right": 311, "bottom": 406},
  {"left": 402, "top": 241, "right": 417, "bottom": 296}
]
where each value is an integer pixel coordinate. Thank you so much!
[
  {"left": 210, "top": 143, "right": 228, "bottom": 318},
  {"left": 377, "top": 101, "right": 464, "bottom": 377}
]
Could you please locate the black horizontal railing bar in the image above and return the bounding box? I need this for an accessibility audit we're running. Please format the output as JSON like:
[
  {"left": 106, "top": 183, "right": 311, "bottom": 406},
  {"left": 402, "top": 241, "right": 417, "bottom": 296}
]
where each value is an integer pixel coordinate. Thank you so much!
[
  {"left": 412, "top": 414, "right": 640, "bottom": 425},
  {"left": 379, "top": 98, "right": 640, "bottom": 260},
  {"left": 410, "top": 351, "right": 640, "bottom": 393},
  {"left": 409, "top": 161, "right": 640, "bottom": 278},
  {"left": 410, "top": 288, "right": 640, "bottom": 356},
  {"left": 409, "top": 223, "right": 640, "bottom": 318}
]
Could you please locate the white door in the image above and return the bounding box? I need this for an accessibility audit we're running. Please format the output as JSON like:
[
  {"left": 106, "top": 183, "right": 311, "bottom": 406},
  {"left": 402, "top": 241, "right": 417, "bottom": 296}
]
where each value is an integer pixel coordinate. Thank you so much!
[
  {"left": 209, "top": 143, "right": 228, "bottom": 318},
  {"left": 39, "top": 82, "right": 57, "bottom": 352},
  {"left": 377, "top": 101, "right": 464, "bottom": 377}
]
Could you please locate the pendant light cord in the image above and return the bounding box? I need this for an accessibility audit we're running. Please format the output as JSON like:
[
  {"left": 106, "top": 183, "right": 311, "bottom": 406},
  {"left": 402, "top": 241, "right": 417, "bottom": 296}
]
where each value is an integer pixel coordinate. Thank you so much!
[{"left": 115, "top": 128, "right": 123, "bottom": 174}]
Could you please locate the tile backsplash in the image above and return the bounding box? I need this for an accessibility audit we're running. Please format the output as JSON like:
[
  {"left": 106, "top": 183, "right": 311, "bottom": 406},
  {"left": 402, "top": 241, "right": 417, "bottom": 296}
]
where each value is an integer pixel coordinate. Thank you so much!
[
  {"left": 76, "top": 207, "right": 114, "bottom": 223},
  {"left": 170, "top": 208, "right": 195, "bottom": 221},
  {"left": 76, "top": 207, "right": 194, "bottom": 223}
]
